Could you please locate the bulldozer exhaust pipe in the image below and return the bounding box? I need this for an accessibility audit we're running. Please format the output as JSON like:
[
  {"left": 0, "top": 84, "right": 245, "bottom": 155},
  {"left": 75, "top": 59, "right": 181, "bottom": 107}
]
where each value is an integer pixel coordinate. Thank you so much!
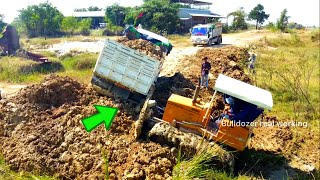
[{"left": 192, "top": 77, "right": 201, "bottom": 103}]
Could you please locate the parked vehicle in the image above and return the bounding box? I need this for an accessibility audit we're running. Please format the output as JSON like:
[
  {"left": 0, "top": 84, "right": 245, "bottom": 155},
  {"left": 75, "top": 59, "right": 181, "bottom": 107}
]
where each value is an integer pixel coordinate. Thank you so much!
[{"left": 191, "top": 23, "right": 222, "bottom": 46}]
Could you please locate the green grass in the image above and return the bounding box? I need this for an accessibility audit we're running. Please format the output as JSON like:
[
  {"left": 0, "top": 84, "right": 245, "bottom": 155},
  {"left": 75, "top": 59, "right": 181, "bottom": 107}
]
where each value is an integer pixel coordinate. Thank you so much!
[
  {"left": 0, "top": 155, "right": 56, "bottom": 180},
  {"left": 167, "top": 34, "right": 191, "bottom": 47},
  {"left": 173, "top": 148, "right": 255, "bottom": 180},
  {"left": 0, "top": 52, "right": 98, "bottom": 84},
  {"left": 252, "top": 30, "right": 319, "bottom": 122},
  {"left": 0, "top": 56, "right": 63, "bottom": 83}
]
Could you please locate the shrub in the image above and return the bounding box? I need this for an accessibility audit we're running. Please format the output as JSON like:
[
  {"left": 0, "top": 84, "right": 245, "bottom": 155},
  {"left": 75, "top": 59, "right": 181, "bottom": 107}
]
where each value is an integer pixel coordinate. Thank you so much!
[
  {"left": 74, "top": 58, "right": 96, "bottom": 70},
  {"left": 102, "top": 24, "right": 124, "bottom": 36},
  {"left": 222, "top": 24, "right": 230, "bottom": 33},
  {"left": 310, "top": 29, "right": 320, "bottom": 42}
]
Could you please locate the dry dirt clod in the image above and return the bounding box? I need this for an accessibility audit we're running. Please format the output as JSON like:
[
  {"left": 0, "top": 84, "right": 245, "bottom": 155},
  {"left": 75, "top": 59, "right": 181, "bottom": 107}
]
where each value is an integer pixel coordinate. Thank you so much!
[{"left": 117, "top": 37, "right": 164, "bottom": 61}]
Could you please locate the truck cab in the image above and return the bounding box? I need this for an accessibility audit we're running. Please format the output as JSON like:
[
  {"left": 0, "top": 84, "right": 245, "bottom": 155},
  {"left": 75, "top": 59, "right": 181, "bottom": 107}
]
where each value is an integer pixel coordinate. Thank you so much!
[{"left": 191, "top": 23, "right": 222, "bottom": 46}]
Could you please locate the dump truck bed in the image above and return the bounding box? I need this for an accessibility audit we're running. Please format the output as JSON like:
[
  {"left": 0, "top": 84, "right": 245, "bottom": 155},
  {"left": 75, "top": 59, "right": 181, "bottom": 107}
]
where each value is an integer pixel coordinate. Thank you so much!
[{"left": 92, "top": 39, "right": 162, "bottom": 102}]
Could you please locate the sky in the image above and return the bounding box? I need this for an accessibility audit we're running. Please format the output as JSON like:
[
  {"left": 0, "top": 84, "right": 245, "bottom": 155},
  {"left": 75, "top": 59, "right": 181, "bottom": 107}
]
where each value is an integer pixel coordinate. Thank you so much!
[{"left": 0, "top": 0, "right": 319, "bottom": 26}]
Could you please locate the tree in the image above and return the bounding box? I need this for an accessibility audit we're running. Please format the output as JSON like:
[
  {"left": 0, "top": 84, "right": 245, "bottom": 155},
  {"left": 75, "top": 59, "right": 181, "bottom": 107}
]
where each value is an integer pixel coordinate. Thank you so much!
[
  {"left": 18, "top": 3, "right": 63, "bottom": 37},
  {"left": 11, "top": 17, "right": 27, "bottom": 36},
  {"left": 78, "top": 18, "right": 92, "bottom": 35},
  {"left": 61, "top": 16, "right": 78, "bottom": 34},
  {"left": 137, "top": 0, "right": 180, "bottom": 33},
  {"left": 248, "top": 4, "right": 269, "bottom": 30},
  {"left": 87, "top": 6, "right": 102, "bottom": 11},
  {"left": 124, "top": 7, "right": 141, "bottom": 25},
  {"left": 74, "top": 8, "right": 87, "bottom": 12},
  {"left": 228, "top": 9, "right": 248, "bottom": 30},
  {"left": 0, "top": 14, "right": 6, "bottom": 31},
  {"left": 105, "top": 4, "right": 127, "bottom": 27},
  {"left": 276, "top": 9, "right": 290, "bottom": 32}
]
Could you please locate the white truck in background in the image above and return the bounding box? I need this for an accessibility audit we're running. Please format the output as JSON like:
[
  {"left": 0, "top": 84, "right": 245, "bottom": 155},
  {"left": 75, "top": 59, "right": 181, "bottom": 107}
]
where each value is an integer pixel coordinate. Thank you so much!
[
  {"left": 191, "top": 23, "right": 223, "bottom": 46},
  {"left": 91, "top": 39, "right": 161, "bottom": 104}
]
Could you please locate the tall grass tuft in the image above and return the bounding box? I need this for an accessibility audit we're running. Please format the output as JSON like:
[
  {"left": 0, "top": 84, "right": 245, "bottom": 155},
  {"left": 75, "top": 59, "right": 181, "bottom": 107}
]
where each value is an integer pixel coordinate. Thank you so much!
[{"left": 173, "top": 147, "right": 235, "bottom": 180}]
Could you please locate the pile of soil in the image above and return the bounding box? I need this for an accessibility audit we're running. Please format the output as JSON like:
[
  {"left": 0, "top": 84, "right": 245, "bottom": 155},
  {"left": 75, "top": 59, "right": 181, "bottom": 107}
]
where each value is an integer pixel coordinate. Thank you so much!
[
  {"left": 117, "top": 37, "right": 164, "bottom": 61},
  {"left": 182, "top": 46, "right": 251, "bottom": 86},
  {"left": 0, "top": 75, "right": 175, "bottom": 179},
  {"left": 154, "top": 46, "right": 250, "bottom": 108},
  {"left": 248, "top": 116, "right": 293, "bottom": 153},
  {"left": 248, "top": 116, "right": 319, "bottom": 172}
]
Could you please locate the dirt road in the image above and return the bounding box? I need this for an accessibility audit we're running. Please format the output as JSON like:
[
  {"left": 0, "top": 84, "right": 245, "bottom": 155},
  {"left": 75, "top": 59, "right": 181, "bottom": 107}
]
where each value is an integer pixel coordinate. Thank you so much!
[
  {"left": 0, "top": 83, "right": 26, "bottom": 98},
  {"left": 222, "top": 30, "right": 284, "bottom": 46},
  {"left": 161, "top": 30, "right": 277, "bottom": 76}
]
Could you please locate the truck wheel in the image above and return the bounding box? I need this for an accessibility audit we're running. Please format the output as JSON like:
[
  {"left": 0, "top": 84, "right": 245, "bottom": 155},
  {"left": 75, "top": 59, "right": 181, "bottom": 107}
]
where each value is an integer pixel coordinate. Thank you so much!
[
  {"left": 215, "top": 36, "right": 221, "bottom": 45},
  {"left": 219, "top": 36, "right": 223, "bottom": 44},
  {"left": 215, "top": 36, "right": 222, "bottom": 45},
  {"left": 207, "top": 39, "right": 212, "bottom": 46}
]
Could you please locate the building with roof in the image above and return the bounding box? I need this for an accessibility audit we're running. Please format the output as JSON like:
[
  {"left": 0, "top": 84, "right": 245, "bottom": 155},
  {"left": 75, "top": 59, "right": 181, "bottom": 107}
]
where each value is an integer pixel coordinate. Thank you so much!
[
  {"left": 178, "top": 8, "right": 223, "bottom": 32},
  {"left": 173, "top": 0, "right": 224, "bottom": 33},
  {"left": 171, "top": 0, "right": 212, "bottom": 6},
  {"left": 71, "top": 11, "right": 105, "bottom": 29}
]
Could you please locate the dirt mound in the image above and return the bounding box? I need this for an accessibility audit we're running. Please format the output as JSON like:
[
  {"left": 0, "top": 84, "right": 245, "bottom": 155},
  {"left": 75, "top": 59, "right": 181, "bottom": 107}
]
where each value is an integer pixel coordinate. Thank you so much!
[
  {"left": 182, "top": 46, "right": 251, "bottom": 85},
  {"left": 0, "top": 75, "right": 175, "bottom": 179},
  {"left": 247, "top": 116, "right": 320, "bottom": 172},
  {"left": 154, "top": 46, "right": 249, "bottom": 110},
  {"left": 17, "top": 75, "right": 83, "bottom": 108},
  {"left": 248, "top": 116, "right": 294, "bottom": 153},
  {"left": 153, "top": 73, "right": 195, "bottom": 107},
  {"left": 117, "top": 37, "right": 164, "bottom": 61}
]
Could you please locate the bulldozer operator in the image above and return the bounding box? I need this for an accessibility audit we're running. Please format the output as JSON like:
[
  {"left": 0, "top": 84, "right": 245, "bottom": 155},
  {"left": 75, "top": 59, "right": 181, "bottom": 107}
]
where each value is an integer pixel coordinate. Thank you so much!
[{"left": 214, "top": 94, "right": 263, "bottom": 128}]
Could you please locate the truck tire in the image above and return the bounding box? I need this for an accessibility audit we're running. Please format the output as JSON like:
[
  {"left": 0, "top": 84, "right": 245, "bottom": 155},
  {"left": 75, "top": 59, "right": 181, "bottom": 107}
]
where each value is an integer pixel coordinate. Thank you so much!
[
  {"left": 207, "top": 39, "right": 212, "bottom": 46},
  {"left": 215, "top": 36, "right": 222, "bottom": 45},
  {"left": 215, "top": 35, "right": 222, "bottom": 45}
]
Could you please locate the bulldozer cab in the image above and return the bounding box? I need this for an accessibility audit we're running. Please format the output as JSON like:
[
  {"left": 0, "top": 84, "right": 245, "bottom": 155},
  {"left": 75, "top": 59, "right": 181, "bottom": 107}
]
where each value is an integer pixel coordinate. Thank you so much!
[
  {"left": 206, "top": 74, "right": 273, "bottom": 150},
  {"left": 214, "top": 74, "right": 273, "bottom": 111}
]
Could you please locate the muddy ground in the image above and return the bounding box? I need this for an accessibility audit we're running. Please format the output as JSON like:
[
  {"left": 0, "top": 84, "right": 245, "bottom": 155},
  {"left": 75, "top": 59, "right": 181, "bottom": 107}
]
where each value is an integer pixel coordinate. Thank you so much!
[
  {"left": 0, "top": 35, "right": 319, "bottom": 179},
  {"left": 0, "top": 75, "right": 175, "bottom": 179}
]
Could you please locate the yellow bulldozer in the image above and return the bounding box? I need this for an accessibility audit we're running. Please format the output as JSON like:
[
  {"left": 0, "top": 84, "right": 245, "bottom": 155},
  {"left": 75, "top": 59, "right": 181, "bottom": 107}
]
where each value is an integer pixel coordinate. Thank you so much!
[{"left": 146, "top": 74, "right": 273, "bottom": 151}]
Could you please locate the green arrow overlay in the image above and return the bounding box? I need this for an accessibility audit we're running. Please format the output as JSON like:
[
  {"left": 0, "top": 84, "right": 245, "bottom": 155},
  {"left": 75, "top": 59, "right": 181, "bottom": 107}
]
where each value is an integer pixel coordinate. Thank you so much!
[{"left": 81, "top": 105, "right": 118, "bottom": 132}]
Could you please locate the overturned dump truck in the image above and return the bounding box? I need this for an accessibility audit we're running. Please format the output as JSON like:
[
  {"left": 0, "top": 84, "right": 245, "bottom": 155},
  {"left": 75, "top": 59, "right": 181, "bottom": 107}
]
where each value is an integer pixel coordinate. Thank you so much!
[{"left": 91, "top": 39, "right": 162, "bottom": 107}]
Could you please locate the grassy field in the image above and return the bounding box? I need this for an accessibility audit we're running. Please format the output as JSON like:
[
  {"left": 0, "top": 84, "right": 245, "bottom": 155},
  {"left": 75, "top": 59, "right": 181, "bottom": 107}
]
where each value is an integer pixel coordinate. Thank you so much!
[
  {"left": 167, "top": 34, "right": 191, "bottom": 47},
  {"left": 252, "top": 29, "right": 319, "bottom": 124},
  {"left": 0, "top": 52, "right": 98, "bottom": 84}
]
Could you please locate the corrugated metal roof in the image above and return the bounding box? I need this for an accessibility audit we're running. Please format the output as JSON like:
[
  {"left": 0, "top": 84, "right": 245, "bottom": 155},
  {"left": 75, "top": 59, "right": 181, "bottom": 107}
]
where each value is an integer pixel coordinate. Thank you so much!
[
  {"left": 189, "top": 13, "right": 224, "bottom": 18},
  {"left": 178, "top": 8, "right": 221, "bottom": 19},
  {"left": 72, "top": 11, "right": 105, "bottom": 18},
  {"left": 171, "top": 0, "right": 212, "bottom": 5}
]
